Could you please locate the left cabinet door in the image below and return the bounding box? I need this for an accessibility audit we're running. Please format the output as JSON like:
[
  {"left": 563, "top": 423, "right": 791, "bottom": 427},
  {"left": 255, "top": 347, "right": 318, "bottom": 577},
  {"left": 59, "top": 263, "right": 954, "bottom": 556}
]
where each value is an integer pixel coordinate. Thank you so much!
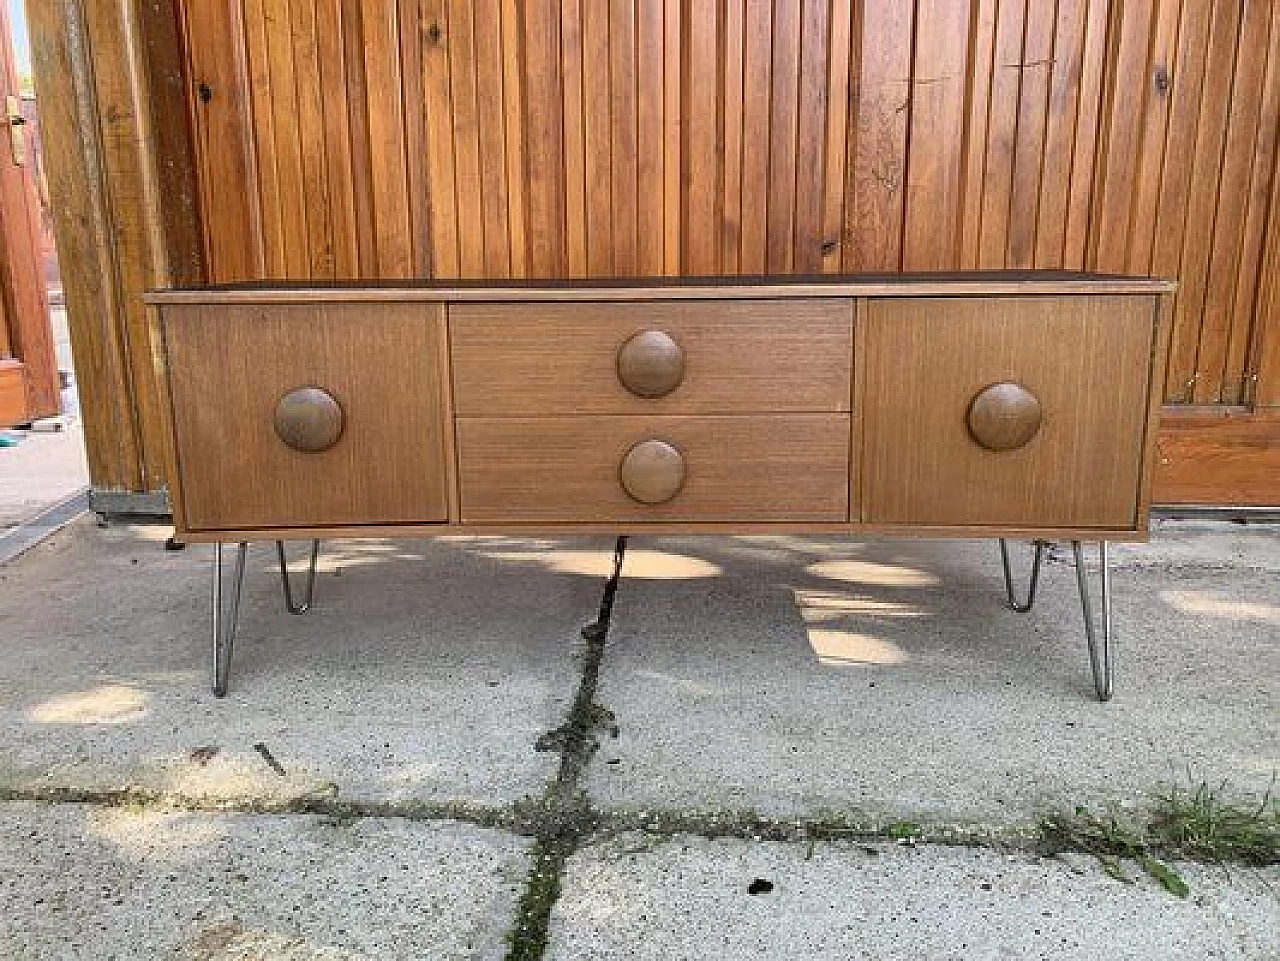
[{"left": 161, "top": 302, "right": 450, "bottom": 531}]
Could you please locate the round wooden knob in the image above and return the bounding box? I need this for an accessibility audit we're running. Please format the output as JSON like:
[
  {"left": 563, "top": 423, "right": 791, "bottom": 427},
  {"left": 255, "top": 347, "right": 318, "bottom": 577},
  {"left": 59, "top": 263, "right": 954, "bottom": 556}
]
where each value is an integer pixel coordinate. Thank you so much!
[
  {"left": 967, "top": 382, "right": 1042, "bottom": 451},
  {"left": 616, "top": 330, "right": 685, "bottom": 398},
  {"left": 619, "top": 439, "right": 686, "bottom": 504},
  {"left": 273, "top": 387, "right": 344, "bottom": 452}
]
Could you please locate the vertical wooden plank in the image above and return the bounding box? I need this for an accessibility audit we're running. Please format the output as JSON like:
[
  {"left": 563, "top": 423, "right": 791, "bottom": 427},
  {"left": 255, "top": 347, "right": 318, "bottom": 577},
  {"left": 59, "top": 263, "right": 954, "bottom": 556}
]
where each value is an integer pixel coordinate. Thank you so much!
[
  {"left": 421, "top": 0, "right": 460, "bottom": 278},
  {"left": 1007, "top": 0, "right": 1057, "bottom": 268},
  {"left": 1231, "top": 6, "right": 1280, "bottom": 406},
  {"left": 30, "top": 0, "right": 142, "bottom": 488},
  {"left": 719, "top": 0, "right": 745, "bottom": 274},
  {"left": 793, "top": 0, "right": 831, "bottom": 273},
  {"left": 1091, "top": 0, "right": 1155, "bottom": 270},
  {"left": 182, "top": 0, "right": 261, "bottom": 281},
  {"left": 903, "top": 0, "right": 971, "bottom": 269},
  {"left": 290, "top": 0, "right": 335, "bottom": 278},
  {"left": 560, "top": 0, "right": 587, "bottom": 276},
  {"left": 1035, "top": 0, "right": 1088, "bottom": 268},
  {"left": 317, "top": 0, "right": 359, "bottom": 278},
  {"left": 662, "top": 0, "right": 681, "bottom": 273},
  {"left": 959, "top": 0, "right": 997, "bottom": 268},
  {"left": 1150, "top": 0, "right": 1211, "bottom": 401},
  {"left": 845, "top": 0, "right": 913, "bottom": 271},
  {"left": 475, "top": 0, "right": 511, "bottom": 276},
  {"left": 81, "top": 0, "right": 184, "bottom": 488},
  {"left": 398, "top": 0, "right": 431, "bottom": 276},
  {"left": 263, "top": 0, "right": 309, "bottom": 276},
  {"left": 766, "top": 0, "right": 800, "bottom": 272},
  {"left": 1198, "top": 0, "right": 1269, "bottom": 403},
  {"left": 1062, "top": 0, "right": 1108, "bottom": 266},
  {"left": 448, "top": 0, "right": 484, "bottom": 277},
  {"left": 242, "top": 0, "right": 284, "bottom": 276},
  {"left": 1254, "top": 150, "right": 1280, "bottom": 408},
  {"left": 364, "top": 0, "right": 414, "bottom": 277},
  {"left": 609, "top": 0, "right": 640, "bottom": 276},
  {"left": 1124, "top": 0, "right": 1180, "bottom": 275},
  {"left": 583, "top": 0, "right": 613, "bottom": 275},
  {"left": 636, "top": 0, "right": 666, "bottom": 274},
  {"left": 821, "top": 0, "right": 852, "bottom": 272},
  {"left": 977, "top": 0, "right": 1028, "bottom": 268},
  {"left": 739, "top": 0, "right": 772, "bottom": 272},
  {"left": 609, "top": 0, "right": 639, "bottom": 275},
  {"left": 1177, "top": 0, "right": 1242, "bottom": 405},
  {"left": 501, "top": 0, "right": 528, "bottom": 276},
  {"left": 683, "top": 0, "right": 720, "bottom": 273},
  {"left": 342, "top": 1, "right": 378, "bottom": 276},
  {"left": 522, "top": 0, "right": 567, "bottom": 275}
]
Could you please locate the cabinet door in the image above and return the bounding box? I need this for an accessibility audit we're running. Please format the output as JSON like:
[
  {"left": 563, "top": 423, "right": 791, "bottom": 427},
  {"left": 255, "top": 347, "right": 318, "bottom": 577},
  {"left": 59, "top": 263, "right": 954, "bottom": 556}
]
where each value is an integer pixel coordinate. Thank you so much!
[
  {"left": 163, "top": 303, "right": 449, "bottom": 531},
  {"left": 861, "top": 296, "right": 1157, "bottom": 530}
]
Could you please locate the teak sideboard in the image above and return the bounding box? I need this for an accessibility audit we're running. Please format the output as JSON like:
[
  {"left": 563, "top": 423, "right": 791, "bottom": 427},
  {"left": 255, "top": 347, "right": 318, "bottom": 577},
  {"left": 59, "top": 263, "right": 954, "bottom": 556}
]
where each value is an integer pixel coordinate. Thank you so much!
[{"left": 146, "top": 273, "right": 1176, "bottom": 700}]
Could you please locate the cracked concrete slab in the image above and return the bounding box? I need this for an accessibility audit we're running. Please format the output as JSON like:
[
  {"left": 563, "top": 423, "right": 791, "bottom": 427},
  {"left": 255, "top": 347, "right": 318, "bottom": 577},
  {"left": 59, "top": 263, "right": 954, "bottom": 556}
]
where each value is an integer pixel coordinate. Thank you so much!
[
  {"left": 0, "top": 800, "right": 527, "bottom": 960},
  {"left": 589, "top": 525, "right": 1279, "bottom": 825},
  {"left": 0, "top": 518, "right": 612, "bottom": 805},
  {"left": 550, "top": 833, "right": 1279, "bottom": 960}
]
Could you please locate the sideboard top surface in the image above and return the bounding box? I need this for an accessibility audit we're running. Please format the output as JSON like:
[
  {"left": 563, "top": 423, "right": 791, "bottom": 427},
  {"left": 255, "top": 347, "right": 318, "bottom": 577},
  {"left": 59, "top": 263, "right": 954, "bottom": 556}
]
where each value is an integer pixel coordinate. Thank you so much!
[{"left": 147, "top": 271, "right": 1175, "bottom": 305}]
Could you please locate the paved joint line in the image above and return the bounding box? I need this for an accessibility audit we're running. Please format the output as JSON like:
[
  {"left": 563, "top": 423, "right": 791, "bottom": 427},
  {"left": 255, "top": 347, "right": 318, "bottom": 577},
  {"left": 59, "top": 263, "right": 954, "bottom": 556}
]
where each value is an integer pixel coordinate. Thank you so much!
[
  {"left": 505, "top": 535, "right": 629, "bottom": 961},
  {"left": 0, "top": 785, "right": 520, "bottom": 832}
]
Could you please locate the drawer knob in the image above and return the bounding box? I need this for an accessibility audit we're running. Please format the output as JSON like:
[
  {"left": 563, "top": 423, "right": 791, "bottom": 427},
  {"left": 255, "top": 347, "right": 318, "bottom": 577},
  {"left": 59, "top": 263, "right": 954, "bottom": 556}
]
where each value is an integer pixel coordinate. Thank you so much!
[
  {"left": 967, "top": 382, "right": 1042, "bottom": 451},
  {"left": 620, "top": 439, "right": 686, "bottom": 504},
  {"left": 274, "top": 387, "right": 344, "bottom": 453},
  {"left": 616, "top": 330, "right": 685, "bottom": 398}
]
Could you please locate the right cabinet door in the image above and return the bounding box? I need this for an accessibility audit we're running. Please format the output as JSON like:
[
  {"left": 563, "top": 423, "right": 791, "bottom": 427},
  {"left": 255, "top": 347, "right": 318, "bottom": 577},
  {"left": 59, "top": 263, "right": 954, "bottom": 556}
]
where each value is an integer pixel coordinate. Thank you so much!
[{"left": 861, "top": 295, "right": 1158, "bottom": 530}]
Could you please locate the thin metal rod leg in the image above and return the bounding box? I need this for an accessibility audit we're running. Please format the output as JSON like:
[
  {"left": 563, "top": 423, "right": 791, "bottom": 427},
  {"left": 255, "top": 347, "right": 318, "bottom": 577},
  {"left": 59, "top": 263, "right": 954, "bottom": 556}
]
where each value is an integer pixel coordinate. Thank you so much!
[
  {"left": 1000, "top": 539, "right": 1046, "bottom": 613},
  {"left": 276, "top": 539, "right": 320, "bottom": 614},
  {"left": 212, "top": 542, "right": 248, "bottom": 698},
  {"left": 1072, "top": 540, "right": 1113, "bottom": 702}
]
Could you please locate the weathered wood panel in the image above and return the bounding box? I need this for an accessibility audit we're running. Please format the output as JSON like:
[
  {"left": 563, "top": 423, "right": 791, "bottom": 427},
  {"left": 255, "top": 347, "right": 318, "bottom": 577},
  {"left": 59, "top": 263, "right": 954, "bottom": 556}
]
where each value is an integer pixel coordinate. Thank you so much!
[{"left": 185, "top": 1, "right": 1278, "bottom": 414}]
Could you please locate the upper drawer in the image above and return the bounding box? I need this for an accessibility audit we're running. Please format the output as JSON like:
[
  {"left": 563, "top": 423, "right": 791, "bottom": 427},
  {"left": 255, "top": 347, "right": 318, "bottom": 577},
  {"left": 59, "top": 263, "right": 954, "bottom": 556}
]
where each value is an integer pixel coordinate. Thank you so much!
[{"left": 449, "top": 299, "right": 853, "bottom": 415}]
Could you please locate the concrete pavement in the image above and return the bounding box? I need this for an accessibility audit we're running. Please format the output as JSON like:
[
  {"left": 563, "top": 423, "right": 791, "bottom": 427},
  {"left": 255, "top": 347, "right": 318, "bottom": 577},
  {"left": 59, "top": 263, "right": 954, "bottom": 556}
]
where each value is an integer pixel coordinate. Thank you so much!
[{"left": 0, "top": 518, "right": 1275, "bottom": 958}]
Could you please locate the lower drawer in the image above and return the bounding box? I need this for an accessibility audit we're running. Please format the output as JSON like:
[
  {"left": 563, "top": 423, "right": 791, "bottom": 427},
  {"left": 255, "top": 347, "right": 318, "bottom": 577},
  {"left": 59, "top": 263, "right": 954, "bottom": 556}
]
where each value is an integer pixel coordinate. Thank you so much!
[{"left": 457, "top": 415, "right": 850, "bottom": 522}]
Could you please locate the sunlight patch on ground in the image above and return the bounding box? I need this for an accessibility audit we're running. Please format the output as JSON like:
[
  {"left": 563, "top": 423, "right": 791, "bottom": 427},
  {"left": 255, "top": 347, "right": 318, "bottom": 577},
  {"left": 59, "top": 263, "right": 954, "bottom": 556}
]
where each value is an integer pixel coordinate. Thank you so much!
[
  {"left": 1161, "top": 590, "right": 1280, "bottom": 625},
  {"left": 29, "top": 683, "right": 149, "bottom": 724},
  {"left": 807, "top": 559, "right": 939, "bottom": 588},
  {"left": 87, "top": 808, "right": 225, "bottom": 863},
  {"left": 793, "top": 589, "right": 915, "bottom": 666}
]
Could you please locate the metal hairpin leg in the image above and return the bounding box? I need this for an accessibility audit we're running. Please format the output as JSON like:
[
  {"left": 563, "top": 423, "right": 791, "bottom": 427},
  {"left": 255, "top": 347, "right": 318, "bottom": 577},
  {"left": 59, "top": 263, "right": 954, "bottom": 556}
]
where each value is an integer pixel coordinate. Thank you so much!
[
  {"left": 1072, "top": 540, "right": 1113, "bottom": 702},
  {"left": 212, "top": 542, "right": 248, "bottom": 698},
  {"left": 999, "top": 538, "right": 1046, "bottom": 613},
  {"left": 276, "top": 539, "right": 321, "bottom": 614}
]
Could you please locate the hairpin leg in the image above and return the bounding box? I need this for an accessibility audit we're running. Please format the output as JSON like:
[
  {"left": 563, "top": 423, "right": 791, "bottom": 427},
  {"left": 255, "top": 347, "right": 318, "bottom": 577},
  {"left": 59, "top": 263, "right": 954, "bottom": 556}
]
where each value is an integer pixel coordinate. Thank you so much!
[
  {"left": 1072, "top": 540, "right": 1113, "bottom": 702},
  {"left": 212, "top": 542, "right": 248, "bottom": 698},
  {"left": 1000, "top": 539, "right": 1046, "bottom": 613},
  {"left": 276, "top": 539, "right": 320, "bottom": 614}
]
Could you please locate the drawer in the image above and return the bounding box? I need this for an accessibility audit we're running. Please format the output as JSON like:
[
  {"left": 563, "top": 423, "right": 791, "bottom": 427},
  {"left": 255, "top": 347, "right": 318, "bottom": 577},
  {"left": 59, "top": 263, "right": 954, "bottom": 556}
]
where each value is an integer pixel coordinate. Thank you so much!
[
  {"left": 861, "top": 296, "right": 1157, "bottom": 529},
  {"left": 449, "top": 299, "right": 852, "bottom": 414},
  {"left": 163, "top": 303, "right": 450, "bottom": 530},
  {"left": 457, "top": 415, "right": 850, "bottom": 522}
]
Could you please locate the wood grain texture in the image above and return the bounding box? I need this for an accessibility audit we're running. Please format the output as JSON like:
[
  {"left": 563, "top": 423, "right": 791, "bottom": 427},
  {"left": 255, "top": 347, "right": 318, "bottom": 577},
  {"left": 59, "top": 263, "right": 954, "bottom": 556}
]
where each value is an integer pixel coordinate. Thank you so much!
[
  {"left": 0, "top": 359, "right": 27, "bottom": 427},
  {"left": 176, "top": 2, "right": 1276, "bottom": 440},
  {"left": 861, "top": 295, "right": 1157, "bottom": 528},
  {"left": 50, "top": 0, "right": 1276, "bottom": 511},
  {"left": 449, "top": 299, "right": 853, "bottom": 415},
  {"left": 0, "top": 0, "right": 59, "bottom": 421},
  {"left": 1154, "top": 409, "right": 1280, "bottom": 506},
  {"left": 162, "top": 303, "right": 449, "bottom": 530},
  {"left": 29, "top": 0, "right": 143, "bottom": 488},
  {"left": 457, "top": 414, "right": 850, "bottom": 522}
]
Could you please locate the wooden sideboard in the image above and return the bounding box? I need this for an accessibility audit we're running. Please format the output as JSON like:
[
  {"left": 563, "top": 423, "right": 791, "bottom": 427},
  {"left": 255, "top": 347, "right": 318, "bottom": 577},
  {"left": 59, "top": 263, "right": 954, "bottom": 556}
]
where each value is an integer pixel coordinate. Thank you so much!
[{"left": 146, "top": 273, "right": 1175, "bottom": 699}]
